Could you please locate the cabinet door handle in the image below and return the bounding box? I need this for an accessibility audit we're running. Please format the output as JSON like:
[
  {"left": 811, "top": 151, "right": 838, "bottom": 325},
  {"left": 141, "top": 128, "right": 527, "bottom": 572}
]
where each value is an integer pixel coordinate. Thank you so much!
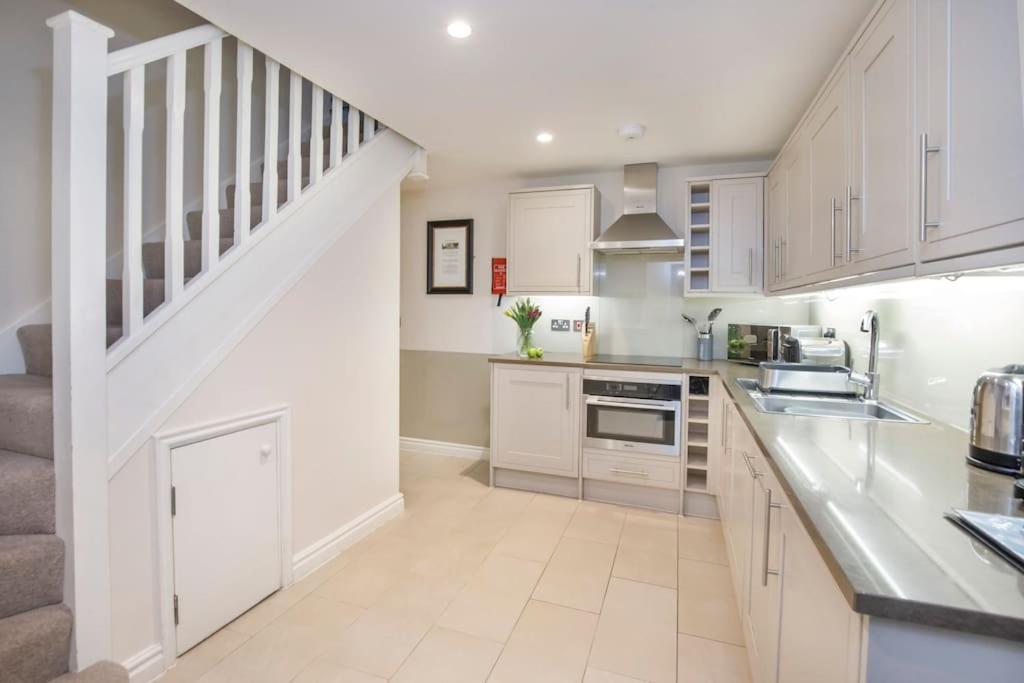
[
  {"left": 609, "top": 467, "right": 649, "bottom": 478},
  {"left": 565, "top": 374, "right": 570, "bottom": 410},
  {"left": 742, "top": 452, "right": 761, "bottom": 479},
  {"left": 919, "top": 133, "right": 942, "bottom": 241},
  {"left": 772, "top": 240, "right": 779, "bottom": 282},
  {"left": 846, "top": 185, "right": 861, "bottom": 260},
  {"left": 576, "top": 254, "right": 581, "bottom": 290},
  {"left": 830, "top": 196, "right": 842, "bottom": 267},
  {"left": 761, "top": 487, "right": 783, "bottom": 586},
  {"left": 747, "top": 247, "right": 753, "bottom": 285},
  {"left": 780, "top": 239, "right": 786, "bottom": 278}
]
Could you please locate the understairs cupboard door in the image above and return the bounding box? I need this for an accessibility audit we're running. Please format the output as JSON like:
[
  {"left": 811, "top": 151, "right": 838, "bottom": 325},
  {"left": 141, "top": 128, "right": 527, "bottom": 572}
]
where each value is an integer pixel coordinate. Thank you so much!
[{"left": 172, "top": 421, "right": 281, "bottom": 654}]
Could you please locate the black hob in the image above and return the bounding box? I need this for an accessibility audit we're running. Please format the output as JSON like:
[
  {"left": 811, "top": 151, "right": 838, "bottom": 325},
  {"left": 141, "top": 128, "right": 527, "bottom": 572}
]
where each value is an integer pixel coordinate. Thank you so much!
[{"left": 588, "top": 354, "right": 686, "bottom": 368}]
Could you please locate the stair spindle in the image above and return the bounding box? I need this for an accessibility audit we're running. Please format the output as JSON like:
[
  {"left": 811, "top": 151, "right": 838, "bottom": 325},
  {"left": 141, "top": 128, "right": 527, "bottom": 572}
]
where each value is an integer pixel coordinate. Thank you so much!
[
  {"left": 310, "top": 85, "right": 324, "bottom": 184},
  {"left": 123, "top": 65, "right": 146, "bottom": 337},
  {"left": 330, "top": 96, "right": 343, "bottom": 168},
  {"left": 262, "top": 58, "right": 280, "bottom": 222},
  {"left": 164, "top": 51, "right": 186, "bottom": 304},
  {"left": 234, "top": 43, "right": 254, "bottom": 246},
  {"left": 288, "top": 72, "right": 302, "bottom": 202},
  {"left": 347, "top": 105, "right": 360, "bottom": 156},
  {"left": 363, "top": 114, "right": 376, "bottom": 143},
  {"left": 200, "top": 37, "right": 223, "bottom": 274}
]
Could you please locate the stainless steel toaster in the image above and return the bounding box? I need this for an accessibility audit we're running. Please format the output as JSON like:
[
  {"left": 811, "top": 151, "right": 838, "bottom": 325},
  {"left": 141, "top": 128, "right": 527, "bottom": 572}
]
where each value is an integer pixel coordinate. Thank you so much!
[{"left": 968, "top": 365, "right": 1024, "bottom": 475}]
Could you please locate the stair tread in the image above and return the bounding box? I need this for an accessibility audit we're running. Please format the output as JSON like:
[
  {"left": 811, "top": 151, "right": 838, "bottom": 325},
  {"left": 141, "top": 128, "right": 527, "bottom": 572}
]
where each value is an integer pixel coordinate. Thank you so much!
[
  {"left": 0, "top": 449, "right": 55, "bottom": 535},
  {"left": 0, "top": 604, "right": 72, "bottom": 683},
  {"left": 16, "top": 324, "right": 52, "bottom": 378},
  {"left": 186, "top": 206, "right": 265, "bottom": 241},
  {"left": 51, "top": 661, "right": 129, "bottom": 683},
  {"left": 0, "top": 535, "right": 64, "bottom": 620},
  {"left": 141, "top": 238, "right": 234, "bottom": 280},
  {"left": 0, "top": 375, "right": 53, "bottom": 460}
]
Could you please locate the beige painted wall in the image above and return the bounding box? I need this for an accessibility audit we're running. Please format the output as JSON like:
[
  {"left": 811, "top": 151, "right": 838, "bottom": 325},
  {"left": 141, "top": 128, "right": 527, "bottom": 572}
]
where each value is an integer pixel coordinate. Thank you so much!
[
  {"left": 400, "top": 350, "right": 491, "bottom": 447},
  {"left": 107, "top": 184, "right": 401, "bottom": 662}
]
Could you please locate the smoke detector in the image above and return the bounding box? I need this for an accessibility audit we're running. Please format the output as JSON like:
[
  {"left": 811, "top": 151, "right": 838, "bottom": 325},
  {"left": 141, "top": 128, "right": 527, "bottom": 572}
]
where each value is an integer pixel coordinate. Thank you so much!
[{"left": 618, "top": 123, "right": 646, "bottom": 140}]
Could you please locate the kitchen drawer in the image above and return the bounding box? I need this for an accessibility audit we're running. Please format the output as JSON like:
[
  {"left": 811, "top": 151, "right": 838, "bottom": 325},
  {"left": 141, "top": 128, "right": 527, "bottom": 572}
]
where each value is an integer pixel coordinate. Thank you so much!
[{"left": 583, "top": 451, "right": 680, "bottom": 490}]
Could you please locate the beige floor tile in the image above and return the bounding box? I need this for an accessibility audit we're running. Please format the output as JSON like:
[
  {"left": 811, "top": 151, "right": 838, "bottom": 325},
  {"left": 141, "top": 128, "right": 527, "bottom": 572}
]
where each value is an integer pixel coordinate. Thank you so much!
[
  {"left": 612, "top": 544, "right": 678, "bottom": 589},
  {"left": 619, "top": 516, "right": 678, "bottom": 557},
  {"left": 532, "top": 536, "right": 616, "bottom": 613},
  {"left": 227, "top": 589, "right": 305, "bottom": 636},
  {"left": 522, "top": 492, "right": 579, "bottom": 524},
  {"left": 275, "top": 594, "right": 364, "bottom": 642},
  {"left": 626, "top": 508, "right": 679, "bottom": 530},
  {"left": 312, "top": 545, "right": 414, "bottom": 608},
  {"left": 369, "top": 570, "right": 465, "bottom": 621},
  {"left": 437, "top": 553, "right": 545, "bottom": 643},
  {"left": 391, "top": 626, "right": 503, "bottom": 683},
  {"left": 589, "top": 578, "right": 677, "bottom": 683},
  {"left": 564, "top": 502, "right": 627, "bottom": 545},
  {"left": 488, "top": 600, "right": 599, "bottom": 683},
  {"left": 293, "top": 658, "right": 387, "bottom": 683},
  {"left": 677, "top": 517, "right": 728, "bottom": 566},
  {"left": 492, "top": 518, "right": 566, "bottom": 563},
  {"left": 200, "top": 621, "right": 326, "bottom": 682},
  {"left": 329, "top": 606, "right": 434, "bottom": 678},
  {"left": 410, "top": 530, "right": 496, "bottom": 581},
  {"left": 677, "top": 633, "right": 751, "bottom": 683},
  {"left": 179, "top": 626, "right": 250, "bottom": 665},
  {"left": 583, "top": 668, "right": 648, "bottom": 683},
  {"left": 677, "top": 559, "right": 743, "bottom": 646}
]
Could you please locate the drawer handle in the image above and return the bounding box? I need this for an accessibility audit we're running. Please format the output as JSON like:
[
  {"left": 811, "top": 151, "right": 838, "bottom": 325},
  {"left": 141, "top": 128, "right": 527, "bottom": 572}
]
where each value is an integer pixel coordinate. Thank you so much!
[
  {"left": 761, "top": 487, "right": 782, "bottom": 586},
  {"left": 919, "top": 132, "right": 941, "bottom": 241},
  {"left": 742, "top": 452, "right": 761, "bottom": 479},
  {"left": 609, "top": 467, "right": 649, "bottom": 478}
]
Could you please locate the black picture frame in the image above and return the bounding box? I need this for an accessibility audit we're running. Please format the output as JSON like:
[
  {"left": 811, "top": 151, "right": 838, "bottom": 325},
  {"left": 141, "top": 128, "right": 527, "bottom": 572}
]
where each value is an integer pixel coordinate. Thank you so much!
[{"left": 426, "top": 219, "right": 474, "bottom": 294}]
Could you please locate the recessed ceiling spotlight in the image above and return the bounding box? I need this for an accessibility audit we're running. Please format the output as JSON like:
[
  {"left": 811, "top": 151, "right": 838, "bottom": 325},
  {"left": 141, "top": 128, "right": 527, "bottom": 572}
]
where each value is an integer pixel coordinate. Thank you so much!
[
  {"left": 447, "top": 20, "right": 472, "bottom": 39},
  {"left": 536, "top": 132, "right": 554, "bottom": 144}
]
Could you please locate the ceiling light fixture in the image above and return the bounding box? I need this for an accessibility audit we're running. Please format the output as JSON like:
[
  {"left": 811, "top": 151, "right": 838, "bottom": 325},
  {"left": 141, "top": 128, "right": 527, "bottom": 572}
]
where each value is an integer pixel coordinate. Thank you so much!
[
  {"left": 447, "top": 20, "right": 472, "bottom": 39},
  {"left": 536, "top": 132, "right": 554, "bottom": 144}
]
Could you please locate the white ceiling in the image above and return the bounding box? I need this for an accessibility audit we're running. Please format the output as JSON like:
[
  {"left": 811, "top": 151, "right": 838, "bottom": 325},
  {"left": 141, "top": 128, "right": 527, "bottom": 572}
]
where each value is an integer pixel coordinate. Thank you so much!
[{"left": 179, "top": 0, "right": 876, "bottom": 181}]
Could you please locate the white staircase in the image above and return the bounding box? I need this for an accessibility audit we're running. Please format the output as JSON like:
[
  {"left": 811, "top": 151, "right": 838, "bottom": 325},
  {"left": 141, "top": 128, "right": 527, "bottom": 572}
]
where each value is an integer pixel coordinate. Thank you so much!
[{"left": 45, "top": 10, "right": 422, "bottom": 672}]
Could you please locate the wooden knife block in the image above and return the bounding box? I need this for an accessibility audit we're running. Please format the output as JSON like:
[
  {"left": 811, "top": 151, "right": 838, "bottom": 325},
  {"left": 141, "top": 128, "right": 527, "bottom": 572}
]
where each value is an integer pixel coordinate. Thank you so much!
[{"left": 581, "top": 323, "right": 596, "bottom": 361}]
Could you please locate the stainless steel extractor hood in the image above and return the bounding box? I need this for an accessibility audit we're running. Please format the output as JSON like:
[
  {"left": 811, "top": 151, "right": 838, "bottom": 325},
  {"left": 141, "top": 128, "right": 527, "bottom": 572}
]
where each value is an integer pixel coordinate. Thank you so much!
[{"left": 592, "top": 163, "right": 685, "bottom": 254}]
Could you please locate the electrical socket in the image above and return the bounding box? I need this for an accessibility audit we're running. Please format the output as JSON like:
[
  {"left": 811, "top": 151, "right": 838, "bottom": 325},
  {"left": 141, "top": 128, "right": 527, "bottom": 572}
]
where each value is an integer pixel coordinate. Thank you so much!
[{"left": 550, "top": 319, "right": 571, "bottom": 331}]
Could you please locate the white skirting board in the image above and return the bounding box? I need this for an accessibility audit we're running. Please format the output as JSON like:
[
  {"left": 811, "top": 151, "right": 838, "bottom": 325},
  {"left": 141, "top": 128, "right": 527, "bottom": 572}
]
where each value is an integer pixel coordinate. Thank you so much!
[
  {"left": 121, "top": 643, "right": 164, "bottom": 683},
  {"left": 290, "top": 493, "right": 405, "bottom": 581},
  {"left": 399, "top": 436, "right": 489, "bottom": 461}
]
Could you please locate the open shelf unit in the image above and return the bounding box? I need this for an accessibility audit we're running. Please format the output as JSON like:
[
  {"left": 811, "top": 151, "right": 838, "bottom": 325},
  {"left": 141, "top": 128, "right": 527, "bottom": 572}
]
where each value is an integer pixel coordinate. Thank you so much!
[
  {"left": 684, "top": 375, "right": 712, "bottom": 493},
  {"left": 686, "top": 182, "right": 712, "bottom": 293}
]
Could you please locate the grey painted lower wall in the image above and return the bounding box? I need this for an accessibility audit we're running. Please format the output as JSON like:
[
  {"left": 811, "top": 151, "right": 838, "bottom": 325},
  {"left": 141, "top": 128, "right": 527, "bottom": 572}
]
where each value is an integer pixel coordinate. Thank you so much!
[{"left": 400, "top": 349, "right": 491, "bottom": 447}]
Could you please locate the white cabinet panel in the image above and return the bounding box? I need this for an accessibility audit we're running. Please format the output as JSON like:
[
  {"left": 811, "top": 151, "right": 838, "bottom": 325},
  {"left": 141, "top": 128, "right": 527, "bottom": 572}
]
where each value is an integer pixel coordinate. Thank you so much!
[
  {"left": 507, "top": 186, "right": 596, "bottom": 294},
  {"left": 491, "top": 364, "right": 580, "bottom": 476},
  {"left": 805, "top": 69, "right": 850, "bottom": 278},
  {"left": 917, "top": 0, "right": 1024, "bottom": 261},
  {"left": 712, "top": 177, "right": 765, "bottom": 292},
  {"left": 746, "top": 461, "right": 784, "bottom": 683},
  {"left": 849, "top": 0, "right": 914, "bottom": 271}
]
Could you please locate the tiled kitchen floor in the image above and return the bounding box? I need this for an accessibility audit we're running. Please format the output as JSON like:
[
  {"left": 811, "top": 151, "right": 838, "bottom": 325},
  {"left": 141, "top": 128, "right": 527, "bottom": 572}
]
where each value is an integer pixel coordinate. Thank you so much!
[{"left": 161, "top": 452, "right": 751, "bottom": 683}]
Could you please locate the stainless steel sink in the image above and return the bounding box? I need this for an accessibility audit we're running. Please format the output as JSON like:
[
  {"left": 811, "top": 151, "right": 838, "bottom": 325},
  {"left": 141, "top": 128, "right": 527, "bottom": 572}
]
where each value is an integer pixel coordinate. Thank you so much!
[{"left": 736, "top": 378, "right": 927, "bottom": 424}]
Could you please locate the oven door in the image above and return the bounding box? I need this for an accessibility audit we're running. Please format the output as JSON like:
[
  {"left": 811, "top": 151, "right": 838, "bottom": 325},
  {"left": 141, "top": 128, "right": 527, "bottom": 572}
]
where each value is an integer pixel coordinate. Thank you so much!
[{"left": 583, "top": 395, "right": 681, "bottom": 458}]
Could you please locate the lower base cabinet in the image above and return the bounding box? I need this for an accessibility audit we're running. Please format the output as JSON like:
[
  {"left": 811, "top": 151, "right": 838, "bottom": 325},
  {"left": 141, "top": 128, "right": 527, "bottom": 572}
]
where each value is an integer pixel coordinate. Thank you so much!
[{"left": 720, "top": 400, "right": 862, "bottom": 683}]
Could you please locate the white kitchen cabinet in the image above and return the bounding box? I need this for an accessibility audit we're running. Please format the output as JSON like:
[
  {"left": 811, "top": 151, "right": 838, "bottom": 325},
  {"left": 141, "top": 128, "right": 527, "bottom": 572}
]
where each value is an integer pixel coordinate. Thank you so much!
[
  {"left": 766, "top": 142, "right": 809, "bottom": 291},
  {"left": 686, "top": 175, "right": 765, "bottom": 295},
  {"left": 490, "top": 363, "right": 581, "bottom": 477},
  {"left": 724, "top": 408, "right": 758, "bottom": 612},
  {"left": 712, "top": 177, "right": 765, "bottom": 292},
  {"left": 847, "top": 0, "right": 915, "bottom": 272},
  {"left": 805, "top": 67, "right": 850, "bottom": 278},
  {"left": 916, "top": 0, "right": 1024, "bottom": 262},
  {"left": 776, "top": 504, "right": 863, "bottom": 683},
  {"left": 507, "top": 185, "right": 598, "bottom": 294},
  {"left": 745, "top": 455, "right": 784, "bottom": 683}
]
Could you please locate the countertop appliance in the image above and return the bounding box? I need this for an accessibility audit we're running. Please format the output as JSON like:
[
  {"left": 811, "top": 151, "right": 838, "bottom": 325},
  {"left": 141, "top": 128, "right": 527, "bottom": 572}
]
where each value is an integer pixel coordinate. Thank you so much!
[
  {"left": 780, "top": 336, "right": 851, "bottom": 366},
  {"left": 583, "top": 372, "right": 682, "bottom": 458},
  {"left": 968, "top": 365, "right": 1024, "bottom": 476},
  {"left": 727, "top": 324, "right": 821, "bottom": 365}
]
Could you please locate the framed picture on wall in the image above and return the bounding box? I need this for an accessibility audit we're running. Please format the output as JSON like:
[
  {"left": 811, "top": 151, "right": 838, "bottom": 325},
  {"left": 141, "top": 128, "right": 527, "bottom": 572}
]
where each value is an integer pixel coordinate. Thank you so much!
[{"left": 427, "top": 219, "right": 473, "bottom": 294}]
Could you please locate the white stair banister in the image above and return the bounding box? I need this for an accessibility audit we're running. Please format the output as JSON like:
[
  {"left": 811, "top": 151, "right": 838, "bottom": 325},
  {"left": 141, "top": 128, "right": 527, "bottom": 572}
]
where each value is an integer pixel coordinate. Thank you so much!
[
  {"left": 165, "top": 51, "right": 186, "bottom": 303},
  {"left": 122, "top": 65, "right": 145, "bottom": 337},
  {"left": 330, "top": 95, "right": 343, "bottom": 168},
  {"left": 310, "top": 85, "right": 324, "bottom": 184},
  {"left": 46, "top": 9, "right": 114, "bottom": 669},
  {"left": 201, "top": 37, "right": 223, "bottom": 273},
  {"left": 262, "top": 58, "right": 280, "bottom": 221},
  {"left": 348, "top": 105, "right": 360, "bottom": 155},
  {"left": 234, "top": 43, "right": 254, "bottom": 245},
  {"left": 287, "top": 71, "right": 302, "bottom": 202},
  {"left": 363, "top": 114, "right": 376, "bottom": 143}
]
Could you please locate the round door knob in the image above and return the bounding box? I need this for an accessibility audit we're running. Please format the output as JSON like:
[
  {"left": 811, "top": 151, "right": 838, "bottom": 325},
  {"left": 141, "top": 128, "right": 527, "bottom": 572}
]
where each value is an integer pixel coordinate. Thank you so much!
[{"left": 260, "top": 444, "right": 272, "bottom": 457}]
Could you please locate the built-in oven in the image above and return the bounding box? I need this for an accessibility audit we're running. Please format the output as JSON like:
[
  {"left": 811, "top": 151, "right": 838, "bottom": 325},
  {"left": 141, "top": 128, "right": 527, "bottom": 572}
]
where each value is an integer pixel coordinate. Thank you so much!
[{"left": 583, "top": 372, "right": 682, "bottom": 458}]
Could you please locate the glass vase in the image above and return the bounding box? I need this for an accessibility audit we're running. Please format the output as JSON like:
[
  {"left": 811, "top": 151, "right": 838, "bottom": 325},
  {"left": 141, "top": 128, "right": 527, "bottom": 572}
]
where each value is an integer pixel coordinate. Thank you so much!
[{"left": 516, "top": 328, "right": 534, "bottom": 358}]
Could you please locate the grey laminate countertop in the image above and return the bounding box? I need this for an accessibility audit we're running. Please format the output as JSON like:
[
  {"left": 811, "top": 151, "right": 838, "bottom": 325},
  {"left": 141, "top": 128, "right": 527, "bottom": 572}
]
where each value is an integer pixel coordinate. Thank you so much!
[{"left": 490, "top": 354, "right": 1024, "bottom": 641}]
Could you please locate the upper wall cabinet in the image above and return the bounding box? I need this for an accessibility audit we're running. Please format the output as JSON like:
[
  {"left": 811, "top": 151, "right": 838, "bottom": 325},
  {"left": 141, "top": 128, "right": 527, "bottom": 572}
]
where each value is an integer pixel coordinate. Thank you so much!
[
  {"left": 686, "top": 175, "right": 764, "bottom": 295},
  {"left": 507, "top": 185, "right": 599, "bottom": 295},
  {"left": 766, "top": 0, "right": 1024, "bottom": 292},
  {"left": 916, "top": 0, "right": 1024, "bottom": 262}
]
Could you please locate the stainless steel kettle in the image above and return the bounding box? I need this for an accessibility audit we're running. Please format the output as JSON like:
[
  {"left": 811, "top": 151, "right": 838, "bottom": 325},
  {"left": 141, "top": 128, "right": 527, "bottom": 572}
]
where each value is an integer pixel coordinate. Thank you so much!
[{"left": 968, "top": 365, "right": 1024, "bottom": 476}]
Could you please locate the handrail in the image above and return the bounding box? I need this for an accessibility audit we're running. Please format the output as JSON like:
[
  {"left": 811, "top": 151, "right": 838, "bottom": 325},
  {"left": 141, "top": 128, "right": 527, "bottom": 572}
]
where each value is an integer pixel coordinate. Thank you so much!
[{"left": 107, "top": 24, "right": 226, "bottom": 76}]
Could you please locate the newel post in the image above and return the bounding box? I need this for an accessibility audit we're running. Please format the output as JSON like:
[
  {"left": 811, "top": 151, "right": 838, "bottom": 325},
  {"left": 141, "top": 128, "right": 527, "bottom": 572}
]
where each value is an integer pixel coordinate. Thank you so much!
[{"left": 46, "top": 10, "right": 114, "bottom": 670}]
